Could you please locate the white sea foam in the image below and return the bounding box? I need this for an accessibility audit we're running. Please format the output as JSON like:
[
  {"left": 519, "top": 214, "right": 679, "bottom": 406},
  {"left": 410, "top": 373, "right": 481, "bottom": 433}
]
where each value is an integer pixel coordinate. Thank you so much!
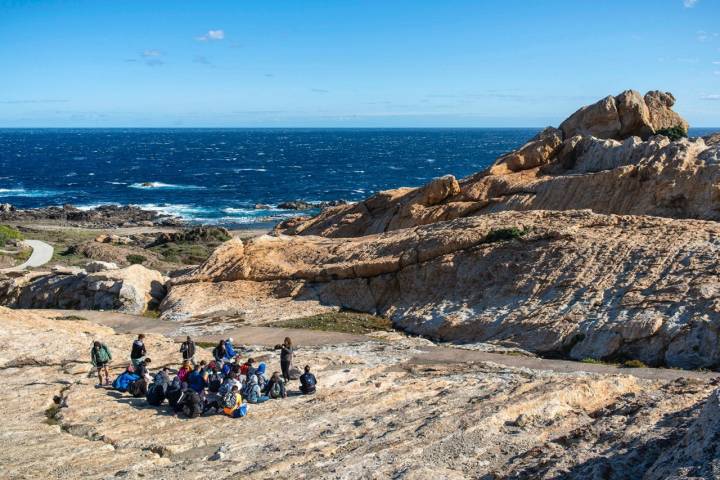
[
  {"left": 0, "top": 188, "right": 60, "bottom": 198},
  {"left": 129, "top": 182, "right": 206, "bottom": 190}
]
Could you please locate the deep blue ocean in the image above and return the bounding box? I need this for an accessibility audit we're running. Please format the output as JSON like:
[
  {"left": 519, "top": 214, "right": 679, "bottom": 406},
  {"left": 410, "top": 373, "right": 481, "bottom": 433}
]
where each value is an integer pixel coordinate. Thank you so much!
[{"left": 0, "top": 128, "right": 716, "bottom": 228}]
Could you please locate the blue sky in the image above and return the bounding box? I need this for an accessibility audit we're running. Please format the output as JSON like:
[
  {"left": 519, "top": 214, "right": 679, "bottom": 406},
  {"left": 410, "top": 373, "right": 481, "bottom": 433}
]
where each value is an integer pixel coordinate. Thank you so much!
[{"left": 0, "top": 0, "right": 718, "bottom": 127}]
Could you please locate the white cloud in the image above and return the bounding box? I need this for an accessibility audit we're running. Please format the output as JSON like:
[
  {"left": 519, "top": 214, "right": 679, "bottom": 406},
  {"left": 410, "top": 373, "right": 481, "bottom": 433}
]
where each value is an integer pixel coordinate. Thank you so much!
[
  {"left": 196, "top": 29, "right": 225, "bottom": 41},
  {"left": 713, "top": 61, "right": 720, "bottom": 65},
  {"left": 142, "top": 49, "right": 162, "bottom": 57},
  {"left": 701, "top": 94, "right": 720, "bottom": 100},
  {"left": 684, "top": 0, "right": 698, "bottom": 7},
  {"left": 697, "top": 30, "right": 719, "bottom": 42}
]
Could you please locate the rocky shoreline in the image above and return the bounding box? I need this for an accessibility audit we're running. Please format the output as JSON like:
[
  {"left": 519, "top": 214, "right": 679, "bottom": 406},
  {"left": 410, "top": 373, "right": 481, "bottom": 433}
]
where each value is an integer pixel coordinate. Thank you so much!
[{"left": 0, "top": 203, "right": 186, "bottom": 229}]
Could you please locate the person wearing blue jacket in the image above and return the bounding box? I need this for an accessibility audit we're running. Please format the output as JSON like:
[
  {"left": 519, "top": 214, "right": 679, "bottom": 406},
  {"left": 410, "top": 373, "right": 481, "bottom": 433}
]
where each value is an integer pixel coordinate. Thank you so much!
[
  {"left": 224, "top": 337, "right": 237, "bottom": 361},
  {"left": 187, "top": 364, "right": 207, "bottom": 393}
]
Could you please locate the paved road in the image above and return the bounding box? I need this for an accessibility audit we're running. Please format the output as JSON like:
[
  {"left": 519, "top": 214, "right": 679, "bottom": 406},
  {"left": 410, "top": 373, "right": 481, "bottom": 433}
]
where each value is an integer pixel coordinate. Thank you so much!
[
  {"left": 40, "top": 308, "right": 720, "bottom": 382},
  {"left": 0, "top": 240, "right": 54, "bottom": 272}
]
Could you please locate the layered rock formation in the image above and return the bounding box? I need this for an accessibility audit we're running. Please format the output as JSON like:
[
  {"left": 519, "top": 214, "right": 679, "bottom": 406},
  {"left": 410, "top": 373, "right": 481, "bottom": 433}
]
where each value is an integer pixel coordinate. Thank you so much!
[
  {"left": 276, "top": 90, "right": 710, "bottom": 238},
  {"left": 0, "top": 264, "right": 165, "bottom": 314},
  {"left": 165, "top": 210, "right": 720, "bottom": 368},
  {"left": 1, "top": 306, "right": 719, "bottom": 479}
]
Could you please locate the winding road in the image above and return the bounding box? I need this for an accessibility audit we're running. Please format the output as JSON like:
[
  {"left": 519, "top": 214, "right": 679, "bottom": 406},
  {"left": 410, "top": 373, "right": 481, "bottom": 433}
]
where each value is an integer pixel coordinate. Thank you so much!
[{"left": 0, "top": 240, "right": 54, "bottom": 272}]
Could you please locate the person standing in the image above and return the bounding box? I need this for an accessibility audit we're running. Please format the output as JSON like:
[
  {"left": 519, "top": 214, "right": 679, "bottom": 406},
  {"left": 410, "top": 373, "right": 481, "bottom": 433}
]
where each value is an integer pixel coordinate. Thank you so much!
[
  {"left": 91, "top": 341, "right": 112, "bottom": 387},
  {"left": 130, "top": 334, "right": 147, "bottom": 368},
  {"left": 180, "top": 336, "right": 196, "bottom": 366},
  {"left": 274, "top": 337, "right": 293, "bottom": 383}
]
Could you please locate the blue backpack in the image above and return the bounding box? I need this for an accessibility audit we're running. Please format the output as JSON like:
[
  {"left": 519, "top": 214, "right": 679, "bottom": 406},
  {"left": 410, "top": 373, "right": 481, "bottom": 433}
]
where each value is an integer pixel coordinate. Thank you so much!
[{"left": 112, "top": 372, "right": 140, "bottom": 392}]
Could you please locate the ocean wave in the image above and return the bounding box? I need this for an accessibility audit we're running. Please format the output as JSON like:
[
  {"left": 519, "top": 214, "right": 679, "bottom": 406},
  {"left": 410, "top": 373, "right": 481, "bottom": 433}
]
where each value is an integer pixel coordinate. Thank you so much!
[
  {"left": 0, "top": 188, "right": 60, "bottom": 198},
  {"left": 128, "top": 182, "right": 206, "bottom": 190},
  {"left": 134, "top": 203, "right": 213, "bottom": 219},
  {"left": 233, "top": 168, "right": 268, "bottom": 173}
]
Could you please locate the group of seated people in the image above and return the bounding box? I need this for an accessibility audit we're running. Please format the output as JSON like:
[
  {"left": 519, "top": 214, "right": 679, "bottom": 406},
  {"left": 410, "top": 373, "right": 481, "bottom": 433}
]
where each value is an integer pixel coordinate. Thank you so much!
[{"left": 98, "top": 335, "right": 318, "bottom": 419}]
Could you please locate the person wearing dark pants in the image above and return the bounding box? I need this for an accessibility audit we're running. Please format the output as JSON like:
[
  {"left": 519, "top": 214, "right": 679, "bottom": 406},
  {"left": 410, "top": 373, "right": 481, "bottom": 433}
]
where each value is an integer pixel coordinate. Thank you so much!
[
  {"left": 275, "top": 337, "right": 293, "bottom": 382},
  {"left": 180, "top": 336, "right": 196, "bottom": 366}
]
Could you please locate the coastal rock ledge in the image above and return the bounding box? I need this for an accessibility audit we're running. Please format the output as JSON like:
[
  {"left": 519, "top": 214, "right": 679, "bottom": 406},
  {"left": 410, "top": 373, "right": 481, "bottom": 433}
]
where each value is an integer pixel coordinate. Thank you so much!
[{"left": 160, "top": 90, "right": 720, "bottom": 369}]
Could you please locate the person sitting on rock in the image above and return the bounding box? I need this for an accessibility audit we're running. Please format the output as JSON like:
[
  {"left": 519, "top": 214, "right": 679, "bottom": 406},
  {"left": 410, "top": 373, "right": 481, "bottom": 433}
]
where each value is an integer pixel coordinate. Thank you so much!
[
  {"left": 264, "top": 371, "right": 287, "bottom": 399},
  {"left": 299, "top": 365, "right": 317, "bottom": 395},
  {"left": 180, "top": 336, "right": 196, "bottom": 366},
  {"left": 90, "top": 341, "right": 112, "bottom": 387},
  {"left": 222, "top": 385, "right": 247, "bottom": 418},
  {"left": 187, "top": 364, "right": 207, "bottom": 393},
  {"left": 244, "top": 358, "right": 257, "bottom": 378},
  {"left": 244, "top": 375, "right": 269, "bottom": 404},
  {"left": 130, "top": 334, "right": 147, "bottom": 368},
  {"left": 177, "top": 360, "right": 192, "bottom": 383},
  {"left": 154, "top": 367, "right": 171, "bottom": 388},
  {"left": 212, "top": 340, "right": 227, "bottom": 365},
  {"left": 224, "top": 337, "right": 238, "bottom": 362},
  {"left": 255, "top": 363, "right": 267, "bottom": 389},
  {"left": 135, "top": 357, "right": 153, "bottom": 383},
  {"left": 207, "top": 363, "right": 223, "bottom": 393},
  {"left": 274, "top": 337, "right": 294, "bottom": 383}
]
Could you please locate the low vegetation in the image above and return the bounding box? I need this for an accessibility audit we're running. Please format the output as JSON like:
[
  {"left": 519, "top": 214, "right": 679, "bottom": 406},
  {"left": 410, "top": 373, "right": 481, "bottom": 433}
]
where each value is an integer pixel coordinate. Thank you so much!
[
  {"left": 623, "top": 359, "right": 648, "bottom": 369},
  {"left": 126, "top": 254, "right": 147, "bottom": 265},
  {"left": 656, "top": 125, "right": 688, "bottom": 141},
  {"left": 483, "top": 227, "right": 529, "bottom": 243},
  {"left": 149, "top": 242, "right": 216, "bottom": 265},
  {"left": 0, "top": 225, "right": 23, "bottom": 247},
  {"left": 270, "top": 311, "right": 393, "bottom": 335},
  {"left": 54, "top": 315, "right": 88, "bottom": 321}
]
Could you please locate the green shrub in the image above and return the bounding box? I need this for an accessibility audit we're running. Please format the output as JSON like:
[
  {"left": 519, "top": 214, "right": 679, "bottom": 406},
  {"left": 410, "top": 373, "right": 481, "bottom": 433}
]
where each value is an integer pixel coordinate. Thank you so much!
[
  {"left": 126, "top": 254, "right": 147, "bottom": 265},
  {"left": 0, "top": 225, "right": 23, "bottom": 247},
  {"left": 580, "top": 357, "right": 604, "bottom": 364},
  {"left": 656, "top": 125, "right": 687, "bottom": 141},
  {"left": 484, "top": 227, "right": 529, "bottom": 243},
  {"left": 623, "top": 359, "right": 647, "bottom": 368}
]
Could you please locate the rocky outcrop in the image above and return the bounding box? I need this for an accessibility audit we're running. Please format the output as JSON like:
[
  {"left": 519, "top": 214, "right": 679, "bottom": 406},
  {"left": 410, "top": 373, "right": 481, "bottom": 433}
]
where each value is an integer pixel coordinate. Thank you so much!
[
  {"left": 1, "top": 306, "right": 718, "bottom": 479},
  {"left": 168, "top": 210, "right": 720, "bottom": 369},
  {"left": 0, "top": 204, "right": 184, "bottom": 228},
  {"left": 0, "top": 264, "right": 166, "bottom": 314},
  {"left": 276, "top": 89, "right": 709, "bottom": 238}
]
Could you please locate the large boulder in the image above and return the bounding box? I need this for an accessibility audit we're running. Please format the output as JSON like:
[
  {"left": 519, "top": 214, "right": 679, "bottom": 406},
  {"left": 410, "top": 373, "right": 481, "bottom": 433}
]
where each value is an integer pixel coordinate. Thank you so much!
[
  {"left": 644, "top": 90, "right": 690, "bottom": 134},
  {"left": 490, "top": 127, "right": 563, "bottom": 174},
  {"left": 560, "top": 94, "right": 622, "bottom": 139},
  {"left": 0, "top": 264, "right": 166, "bottom": 314}
]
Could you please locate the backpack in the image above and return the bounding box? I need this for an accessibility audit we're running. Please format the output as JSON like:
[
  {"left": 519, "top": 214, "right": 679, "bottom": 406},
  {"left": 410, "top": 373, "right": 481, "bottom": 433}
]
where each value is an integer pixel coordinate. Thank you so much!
[
  {"left": 269, "top": 381, "right": 283, "bottom": 399},
  {"left": 112, "top": 372, "right": 140, "bottom": 392},
  {"left": 166, "top": 385, "right": 182, "bottom": 407},
  {"left": 182, "top": 391, "right": 202, "bottom": 418},
  {"left": 222, "top": 391, "right": 237, "bottom": 409},
  {"left": 146, "top": 383, "right": 166, "bottom": 406},
  {"left": 129, "top": 378, "right": 148, "bottom": 397},
  {"left": 208, "top": 373, "right": 222, "bottom": 393}
]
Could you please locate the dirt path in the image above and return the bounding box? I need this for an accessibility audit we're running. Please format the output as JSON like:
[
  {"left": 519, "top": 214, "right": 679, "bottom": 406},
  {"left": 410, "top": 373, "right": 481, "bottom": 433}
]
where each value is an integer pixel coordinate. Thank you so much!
[
  {"left": 0, "top": 240, "right": 54, "bottom": 272},
  {"left": 40, "top": 308, "right": 719, "bottom": 382},
  {"left": 44, "top": 309, "right": 367, "bottom": 346}
]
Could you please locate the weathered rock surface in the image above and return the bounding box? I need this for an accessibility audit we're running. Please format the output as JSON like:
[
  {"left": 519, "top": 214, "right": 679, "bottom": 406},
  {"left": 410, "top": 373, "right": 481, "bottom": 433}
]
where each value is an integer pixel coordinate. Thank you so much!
[
  {"left": 1, "top": 307, "right": 719, "bottom": 479},
  {"left": 276, "top": 90, "right": 709, "bottom": 238},
  {"left": 0, "top": 264, "right": 166, "bottom": 314},
  {"left": 168, "top": 209, "right": 720, "bottom": 368}
]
